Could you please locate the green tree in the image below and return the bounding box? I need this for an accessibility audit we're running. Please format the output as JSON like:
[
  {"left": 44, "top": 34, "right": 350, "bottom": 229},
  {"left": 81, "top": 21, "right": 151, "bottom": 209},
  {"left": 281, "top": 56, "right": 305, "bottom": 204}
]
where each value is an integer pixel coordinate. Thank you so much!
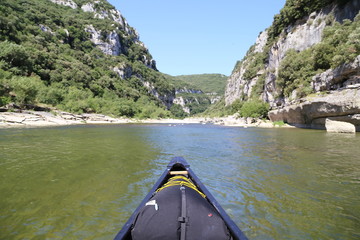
[
  {"left": 239, "top": 100, "right": 270, "bottom": 118},
  {"left": 277, "top": 49, "right": 315, "bottom": 97},
  {"left": 170, "top": 104, "right": 188, "bottom": 119},
  {"left": 0, "top": 41, "right": 33, "bottom": 75},
  {"left": 7, "top": 76, "right": 45, "bottom": 105}
]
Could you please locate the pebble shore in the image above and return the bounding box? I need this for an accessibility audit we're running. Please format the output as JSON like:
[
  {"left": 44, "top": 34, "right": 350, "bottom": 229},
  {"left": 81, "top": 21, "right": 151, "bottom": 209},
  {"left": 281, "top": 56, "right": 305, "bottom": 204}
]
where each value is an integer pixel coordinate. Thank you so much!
[{"left": 0, "top": 110, "right": 277, "bottom": 129}]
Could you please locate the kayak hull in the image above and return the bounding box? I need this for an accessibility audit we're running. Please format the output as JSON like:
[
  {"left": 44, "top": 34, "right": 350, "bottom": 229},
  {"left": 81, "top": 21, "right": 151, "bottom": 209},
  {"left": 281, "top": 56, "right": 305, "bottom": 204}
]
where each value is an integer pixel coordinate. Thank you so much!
[{"left": 114, "top": 156, "right": 248, "bottom": 240}]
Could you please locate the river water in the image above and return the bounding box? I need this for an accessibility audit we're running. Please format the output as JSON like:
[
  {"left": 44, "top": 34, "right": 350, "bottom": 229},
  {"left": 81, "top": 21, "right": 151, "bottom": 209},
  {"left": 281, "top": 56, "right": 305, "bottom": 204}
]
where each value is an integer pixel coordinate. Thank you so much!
[{"left": 0, "top": 124, "right": 359, "bottom": 240}]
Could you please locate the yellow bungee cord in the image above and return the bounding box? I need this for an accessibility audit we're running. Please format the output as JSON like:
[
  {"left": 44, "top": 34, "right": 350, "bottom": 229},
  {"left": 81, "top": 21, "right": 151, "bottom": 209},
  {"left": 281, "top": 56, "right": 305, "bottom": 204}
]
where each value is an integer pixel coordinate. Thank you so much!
[{"left": 156, "top": 175, "right": 206, "bottom": 198}]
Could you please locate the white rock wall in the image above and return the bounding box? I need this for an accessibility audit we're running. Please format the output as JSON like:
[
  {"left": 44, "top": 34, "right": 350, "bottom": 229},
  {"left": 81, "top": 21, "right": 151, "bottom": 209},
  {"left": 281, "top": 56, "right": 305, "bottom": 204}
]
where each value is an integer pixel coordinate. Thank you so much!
[
  {"left": 225, "top": 0, "right": 360, "bottom": 107},
  {"left": 49, "top": 0, "right": 78, "bottom": 9}
]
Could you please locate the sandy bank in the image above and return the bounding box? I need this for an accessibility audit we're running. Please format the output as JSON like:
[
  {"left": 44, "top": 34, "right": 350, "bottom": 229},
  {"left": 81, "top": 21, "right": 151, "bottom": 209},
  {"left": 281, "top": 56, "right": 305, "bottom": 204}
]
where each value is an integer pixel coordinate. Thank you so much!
[
  {"left": 0, "top": 110, "right": 132, "bottom": 128},
  {"left": 0, "top": 110, "right": 286, "bottom": 129}
]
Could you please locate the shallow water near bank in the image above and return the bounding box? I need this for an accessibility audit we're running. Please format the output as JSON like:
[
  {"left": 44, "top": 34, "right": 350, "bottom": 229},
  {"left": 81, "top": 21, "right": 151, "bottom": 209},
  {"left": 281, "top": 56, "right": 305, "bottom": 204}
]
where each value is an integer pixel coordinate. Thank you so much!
[{"left": 1, "top": 124, "right": 359, "bottom": 239}]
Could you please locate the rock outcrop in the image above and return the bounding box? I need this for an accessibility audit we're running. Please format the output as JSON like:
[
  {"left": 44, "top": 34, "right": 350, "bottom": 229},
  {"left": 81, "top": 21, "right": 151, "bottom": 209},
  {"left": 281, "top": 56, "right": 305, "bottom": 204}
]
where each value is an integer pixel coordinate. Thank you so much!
[
  {"left": 268, "top": 87, "right": 360, "bottom": 131},
  {"left": 225, "top": 0, "right": 360, "bottom": 131},
  {"left": 142, "top": 81, "right": 174, "bottom": 109},
  {"left": 173, "top": 97, "right": 191, "bottom": 114},
  {"left": 175, "top": 88, "right": 203, "bottom": 95},
  {"left": 325, "top": 119, "right": 356, "bottom": 133},
  {"left": 226, "top": 0, "right": 359, "bottom": 107},
  {"left": 47, "top": 0, "right": 175, "bottom": 108},
  {"left": 85, "top": 25, "right": 122, "bottom": 56},
  {"left": 48, "top": 0, "right": 156, "bottom": 69},
  {"left": 113, "top": 64, "right": 133, "bottom": 79},
  {"left": 268, "top": 54, "right": 360, "bottom": 131},
  {"left": 312, "top": 55, "right": 360, "bottom": 91},
  {"left": 49, "top": 0, "right": 77, "bottom": 9},
  {"left": 0, "top": 110, "right": 132, "bottom": 127}
]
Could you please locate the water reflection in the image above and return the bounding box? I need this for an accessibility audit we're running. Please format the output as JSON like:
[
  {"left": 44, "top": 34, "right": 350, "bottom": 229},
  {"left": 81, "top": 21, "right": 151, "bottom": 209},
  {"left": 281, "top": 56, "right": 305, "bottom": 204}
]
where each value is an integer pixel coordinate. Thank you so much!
[{"left": 0, "top": 125, "right": 359, "bottom": 239}]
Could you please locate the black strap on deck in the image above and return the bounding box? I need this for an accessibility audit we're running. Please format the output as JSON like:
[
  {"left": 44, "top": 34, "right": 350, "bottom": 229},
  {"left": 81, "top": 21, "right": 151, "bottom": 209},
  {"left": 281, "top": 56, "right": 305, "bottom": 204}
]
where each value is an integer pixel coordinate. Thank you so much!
[{"left": 178, "top": 186, "right": 187, "bottom": 240}]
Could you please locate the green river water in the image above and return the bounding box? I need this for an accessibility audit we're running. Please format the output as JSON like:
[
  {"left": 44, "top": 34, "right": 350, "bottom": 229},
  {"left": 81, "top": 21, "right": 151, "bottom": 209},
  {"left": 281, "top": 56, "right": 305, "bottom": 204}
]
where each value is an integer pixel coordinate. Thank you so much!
[{"left": 0, "top": 124, "right": 359, "bottom": 240}]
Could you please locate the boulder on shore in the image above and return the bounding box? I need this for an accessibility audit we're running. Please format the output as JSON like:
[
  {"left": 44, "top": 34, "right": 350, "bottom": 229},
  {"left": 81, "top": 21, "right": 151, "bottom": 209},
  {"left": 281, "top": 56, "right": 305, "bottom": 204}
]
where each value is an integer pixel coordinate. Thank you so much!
[
  {"left": 268, "top": 88, "right": 360, "bottom": 132},
  {"left": 325, "top": 119, "right": 356, "bottom": 133}
]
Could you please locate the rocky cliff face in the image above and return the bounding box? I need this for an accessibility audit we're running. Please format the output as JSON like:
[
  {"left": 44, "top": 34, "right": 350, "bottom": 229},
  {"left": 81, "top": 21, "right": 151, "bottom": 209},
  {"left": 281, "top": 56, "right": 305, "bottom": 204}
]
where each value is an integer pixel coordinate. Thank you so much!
[
  {"left": 50, "top": 0, "right": 77, "bottom": 9},
  {"left": 268, "top": 88, "right": 360, "bottom": 132},
  {"left": 85, "top": 25, "right": 122, "bottom": 56},
  {"left": 173, "top": 87, "right": 210, "bottom": 115},
  {"left": 269, "top": 55, "right": 360, "bottom": 130},
  {"left": 226, "top": 0, "right": 359, "bottom": 106},
  {"left": 175, "top": 88, "right": 203, "bottom": 95},
  {"left": 312, "top": 55, "right": 360, "bottom": 91},
  {"left": 50, "top": 0, "right": 154, "bottom": 66},
  {"left": 225, "top": 0, "right": 360, "bottom": 131},
  {"left": 48, "top": 0, "right": 174, "bottom": 108}
]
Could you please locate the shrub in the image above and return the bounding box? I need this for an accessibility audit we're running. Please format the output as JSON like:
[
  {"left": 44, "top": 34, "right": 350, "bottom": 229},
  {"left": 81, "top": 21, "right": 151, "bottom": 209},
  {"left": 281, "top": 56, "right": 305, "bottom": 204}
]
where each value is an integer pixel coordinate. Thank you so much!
[
  {"left": 170, "top": 104, "right": 188, "bottom": 119},
  {"left": 251, "top": 74, "right": 266, "bottom": 98},
  {"left": 37, "top": 84, "right": 65, "bottom": 106},
  {"left": 59, "top": 87, "right": 93, "bottom": 113},
  {"left": 7, "top": 76, "right": 45, "bottom": 105},
  {"left": 273, "top": 121, "right": 285, "bottom": 126},
  {"left": 277, "top": 49, "right": 315, "bottom": 97},
  {"left": 0, "top": 96, "right": 11, "bottom": 106},
  {"left": 239, "top": 100, "right": 269, "bottom": 118},
  {"left": 243, "top": 52, "right": 266, "bottom": 80},
  {"left": 0, "top": 41, "right": 33, "bottom": 75},
  {"left": 229, "top": 99, "right": 243, "bottom": 114}
]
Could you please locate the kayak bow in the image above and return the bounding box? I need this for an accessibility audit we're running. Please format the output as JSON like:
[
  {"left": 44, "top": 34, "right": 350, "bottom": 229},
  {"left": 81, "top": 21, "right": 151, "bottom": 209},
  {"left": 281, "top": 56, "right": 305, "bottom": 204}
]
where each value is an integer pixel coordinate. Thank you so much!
[{"left": 114, "top": 156, "right": 248, "bottom": 240}]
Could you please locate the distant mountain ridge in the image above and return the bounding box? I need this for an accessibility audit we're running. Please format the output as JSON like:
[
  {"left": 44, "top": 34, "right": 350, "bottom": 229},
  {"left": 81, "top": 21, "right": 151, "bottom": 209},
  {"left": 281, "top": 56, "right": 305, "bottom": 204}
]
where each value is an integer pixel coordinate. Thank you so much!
[
  {"left": 168, "top": 74, "right": 227, "bottom": 116},
  {"left": 174, "top": 74, "right": 228, "bottom": 96}
]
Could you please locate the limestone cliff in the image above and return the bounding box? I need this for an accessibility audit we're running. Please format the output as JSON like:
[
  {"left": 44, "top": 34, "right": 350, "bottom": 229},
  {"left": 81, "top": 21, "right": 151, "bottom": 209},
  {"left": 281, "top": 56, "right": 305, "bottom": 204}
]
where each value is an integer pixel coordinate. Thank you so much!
[
  {"left": 47, "top": 0, "right": 172, "bottom": 108},
  {"left": 50, "top": 0, "right": 155, "bottom": 69},
  {"left": 225, "top": 0, "right": 360, "bottom": 131},
  {"left": 269, "top": 56, "right": 360, "bottom": 131}
]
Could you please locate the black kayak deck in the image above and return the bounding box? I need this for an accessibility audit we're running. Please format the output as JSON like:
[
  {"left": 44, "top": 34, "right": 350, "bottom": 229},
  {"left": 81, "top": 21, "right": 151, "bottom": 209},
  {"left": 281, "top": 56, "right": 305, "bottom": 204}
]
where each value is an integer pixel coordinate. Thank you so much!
[{"left": 113, "top": 156, "right": 248, "bottom": 240}]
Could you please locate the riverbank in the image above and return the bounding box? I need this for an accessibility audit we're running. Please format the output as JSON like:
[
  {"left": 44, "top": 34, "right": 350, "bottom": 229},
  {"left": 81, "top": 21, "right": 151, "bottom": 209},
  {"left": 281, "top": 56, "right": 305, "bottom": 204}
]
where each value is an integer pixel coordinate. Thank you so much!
[{"left": 0, "top": 110, "right": 278, "bottom": 129}]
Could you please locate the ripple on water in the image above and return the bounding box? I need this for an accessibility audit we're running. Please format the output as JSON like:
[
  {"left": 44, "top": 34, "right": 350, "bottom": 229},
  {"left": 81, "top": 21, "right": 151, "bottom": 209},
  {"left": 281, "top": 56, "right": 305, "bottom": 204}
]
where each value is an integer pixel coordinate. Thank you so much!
[{"left": 1, "top": 125, "right": 359, "bottom": 239}]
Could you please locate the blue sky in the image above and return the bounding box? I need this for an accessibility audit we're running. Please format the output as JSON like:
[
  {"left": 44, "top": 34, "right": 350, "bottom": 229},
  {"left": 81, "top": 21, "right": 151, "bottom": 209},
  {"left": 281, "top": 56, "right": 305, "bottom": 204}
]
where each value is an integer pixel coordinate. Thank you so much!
[{"left": 108, "top": 0, "right": 286, "bottom": 76}]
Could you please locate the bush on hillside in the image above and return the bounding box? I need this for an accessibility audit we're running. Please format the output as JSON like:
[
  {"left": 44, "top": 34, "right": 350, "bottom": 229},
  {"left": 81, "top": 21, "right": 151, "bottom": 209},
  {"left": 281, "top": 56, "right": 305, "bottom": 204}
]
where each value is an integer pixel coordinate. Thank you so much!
[
  {"left": 277, "top": 49, "right": 315, "bottom": 97},
  {"left": 4, "top": 76, "right": 45, "bottom": 105},
  {"left": 170, "top": 104, "right": 188, "bottom": 119},
  {"left": 229, "top": 99, "right": 243, "bottom": 114},
  {"left": 239, "top": 100, "right": 270, "bottom": 118},
  {"left": 277, "top": 14, "right": 360, "bottom": 98}
]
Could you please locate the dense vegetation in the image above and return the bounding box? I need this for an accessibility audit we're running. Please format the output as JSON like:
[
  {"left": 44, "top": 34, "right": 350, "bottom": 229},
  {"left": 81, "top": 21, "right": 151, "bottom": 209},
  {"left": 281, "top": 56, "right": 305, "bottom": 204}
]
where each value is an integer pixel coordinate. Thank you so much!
[
  {"left": 267, "top": 0, "right": 350, "bottom": 41},
  {"left": 231, "top": 0, "right": 358, "bottom": 101},
  {"left": 202, "top": 98, "right": 269, "bottom": 119},
  {"left": 224, "top": 0, "right": 359, "bottom": 119},
  {"left": 0, "top": 0, "right": 178, "bottom": 118},
  {"left": 167, "top": 74, "right": 227, "bottom": 117},
  {"left": 2, "top": 0, "right": 356, "bottom": 120},
  {"left": 173, "top": 74, "right": 228, "bottom": 95},
  {"left": 277, "top": 15, "right": 360, "bottom": 98},
  {"left": 161, "top": 74, "right": 226, "bottom": 118}
]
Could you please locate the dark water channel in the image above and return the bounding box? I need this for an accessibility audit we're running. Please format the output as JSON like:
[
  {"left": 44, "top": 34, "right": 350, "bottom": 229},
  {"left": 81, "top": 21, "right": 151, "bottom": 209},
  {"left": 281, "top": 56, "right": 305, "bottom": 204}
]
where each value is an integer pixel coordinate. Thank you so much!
[{"left": 0, "top": 124, "right": 359, "bottom": 239}]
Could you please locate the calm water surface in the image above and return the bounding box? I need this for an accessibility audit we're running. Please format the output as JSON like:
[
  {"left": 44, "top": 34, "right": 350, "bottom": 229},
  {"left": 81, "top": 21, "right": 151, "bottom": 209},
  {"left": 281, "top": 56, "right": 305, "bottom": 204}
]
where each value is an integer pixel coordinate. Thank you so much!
[{"left": 0, "top": 124, "right": 359, "bottom": 239}]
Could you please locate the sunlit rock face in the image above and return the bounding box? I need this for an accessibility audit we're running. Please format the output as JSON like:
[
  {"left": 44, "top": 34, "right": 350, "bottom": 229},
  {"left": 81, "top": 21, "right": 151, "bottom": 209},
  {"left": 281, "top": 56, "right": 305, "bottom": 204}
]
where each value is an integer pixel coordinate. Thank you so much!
[
  {"left": 225, "top": 0, "right": 360, "bottom": 108},
  {"left": 49, "top": 0, "right": 78, "bottom": 9},
  {"left": 225, "top": 0, "right": 360, "bottom": 131}
]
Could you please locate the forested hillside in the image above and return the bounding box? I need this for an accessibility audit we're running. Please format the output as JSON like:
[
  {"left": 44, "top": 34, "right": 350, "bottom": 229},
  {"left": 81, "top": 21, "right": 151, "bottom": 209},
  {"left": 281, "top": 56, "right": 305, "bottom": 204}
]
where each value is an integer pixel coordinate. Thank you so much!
[
  {"left": 0, "top": 0, "right": 180, "bottom": 118},
  {"left": 167, "top": 74, "right": 227, "bottom": 117},
  {"left": 174, "top": 74, "right": 228, "bottom": 96}
]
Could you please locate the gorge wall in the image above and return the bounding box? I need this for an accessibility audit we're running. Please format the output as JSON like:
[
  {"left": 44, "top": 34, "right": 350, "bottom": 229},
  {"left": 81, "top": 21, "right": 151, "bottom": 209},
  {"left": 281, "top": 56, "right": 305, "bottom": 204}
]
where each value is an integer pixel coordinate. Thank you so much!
[
  {"left": 48, "top": 0, "right": 172, "bottom": 107},
  {"left": 225, "top": 0, "right": 360, "bottom": 131}
]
